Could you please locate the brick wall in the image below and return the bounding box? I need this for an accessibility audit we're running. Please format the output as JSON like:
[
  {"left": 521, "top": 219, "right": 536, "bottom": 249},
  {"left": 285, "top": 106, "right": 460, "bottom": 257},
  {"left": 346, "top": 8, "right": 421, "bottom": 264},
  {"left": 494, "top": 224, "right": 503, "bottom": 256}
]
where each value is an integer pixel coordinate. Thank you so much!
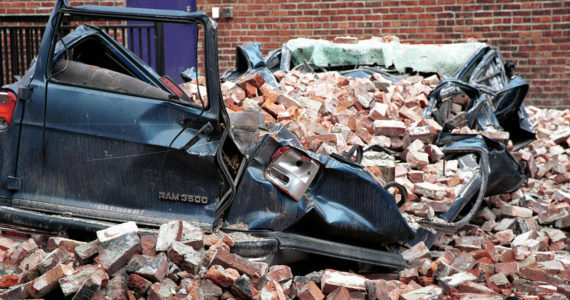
[
  {"left": 2, "top": 0, "right": 568, "bottom": 107},
  {"left": 197, "top": 0, "right": 569, "bottom": 108}
]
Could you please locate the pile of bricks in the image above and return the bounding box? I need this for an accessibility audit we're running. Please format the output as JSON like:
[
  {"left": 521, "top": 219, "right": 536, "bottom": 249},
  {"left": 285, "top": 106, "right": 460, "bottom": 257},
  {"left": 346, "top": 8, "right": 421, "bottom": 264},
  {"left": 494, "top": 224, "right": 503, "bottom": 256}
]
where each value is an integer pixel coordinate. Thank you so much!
[
  {"left": 0, "top": 220, "right": 465, "bottom": 300},
  {"left": 218, "top": 70, "right": 570, "bottom": 298},
  {"left": 222, "top": 70, "right": 439, "bottom": 158},
  {"left": 1, "top": 71, "right": 569, "bottom": 299},
  {"left": 1, "top": 220, "right": 331, "bottom": 300},
  {"left": 0, "top": 217, "right": 568, "bottom": 299},
  {"left": 221, "top": 70, "right": 507, "bottom": 220}
]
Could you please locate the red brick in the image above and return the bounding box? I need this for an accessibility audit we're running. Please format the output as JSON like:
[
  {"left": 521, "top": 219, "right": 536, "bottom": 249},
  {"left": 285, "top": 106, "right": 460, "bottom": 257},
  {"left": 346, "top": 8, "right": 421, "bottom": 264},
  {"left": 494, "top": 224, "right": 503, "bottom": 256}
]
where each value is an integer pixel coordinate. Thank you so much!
[
  {"left": 299, "top": 281, "right": 324, "bottom": 300},
  {"left": 128, "top": 273, "right": 152, "bottom": 294},
  {"left": 0, "top": 275, "right": 18, "bottom": 288},
  {"left": 47, "top": 237, "right": 85, "bottom": 253},
  {"left": 321, "top": 269, "right": 366, "bottom": 294},
  {"left": 96, "top": 221, "right": 138, "bottom": 246},
  {"left": 212, "top": 249, "right": 258, "bottom": 277},
  {"left": 373, "top": 120, "right": 406, "bottom": 136},
  {"left": 148, "top": 278, "right": 177, "bottom": 300},
  {"left": 9, "top": 238, "right": 38, "bottom": 265},
  {"left": 538, "top": 207, "right": 569, "bottom": 224},
  {"left": 58, "top": 264, "right": 99, "bottom": 297},
  {"left": 495, "top": 262, "right": 519, "bottom": 275},
  {"left": 520, "top": 266, "right": 566, "bottom": 285},
  {"left": 501, "top": 205, "right": 533, "bottom": 218},
  {"left": 401, "top": 242, "right": 431, "bottom": 264},
  {"left": 260, "top": 279, "right": 287, "bottom": 300},
  {"left": 30, "top": 263, "right": 74, "bottom": 297},
  {"left": 238, "top": 73, "right": 265, "bottom": 89},
  {"left": 140, "top": 235, "right": 157, "bottom": 256},
  {"left": 205, "top": 265, "right": 239, "bottom": 288},
  {"left": 267, "top": 265, "right": 293, "bottom": 283}
]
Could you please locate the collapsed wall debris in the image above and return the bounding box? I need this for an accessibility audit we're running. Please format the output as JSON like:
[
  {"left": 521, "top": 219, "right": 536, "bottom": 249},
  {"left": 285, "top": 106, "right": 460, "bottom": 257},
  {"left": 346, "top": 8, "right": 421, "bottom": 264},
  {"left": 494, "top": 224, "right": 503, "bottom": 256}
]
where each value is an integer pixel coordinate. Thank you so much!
[
  {"left": 199, "top": 42, "right": 536, "bottom": 239},
  {"left": 1, "top": 33, "right": 568, "bottom": 298},
  {"left": 169, "top": 38, "right": 570, "bottom": 298},
  {"left": 1, "top": 186, "right": 569, "bottom": 300}
]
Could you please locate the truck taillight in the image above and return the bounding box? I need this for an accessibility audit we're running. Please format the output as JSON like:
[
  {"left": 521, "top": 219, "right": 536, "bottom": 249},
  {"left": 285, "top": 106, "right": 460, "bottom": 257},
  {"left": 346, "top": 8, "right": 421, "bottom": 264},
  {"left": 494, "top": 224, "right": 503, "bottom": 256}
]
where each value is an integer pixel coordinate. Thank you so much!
[
  {"left": 0, "top": 91, "right": 17, "bottom": 129},
  {"left": 265, "top": 146, "right": 320, "bottom": 201}
]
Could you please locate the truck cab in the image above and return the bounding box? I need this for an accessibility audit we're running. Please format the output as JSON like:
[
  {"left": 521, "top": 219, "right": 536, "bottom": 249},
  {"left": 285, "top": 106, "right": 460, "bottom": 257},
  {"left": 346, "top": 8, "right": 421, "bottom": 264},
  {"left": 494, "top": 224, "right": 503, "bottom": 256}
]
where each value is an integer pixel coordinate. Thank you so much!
[{"left": 0, "top": 0, "right": 425, "bottom": 269}]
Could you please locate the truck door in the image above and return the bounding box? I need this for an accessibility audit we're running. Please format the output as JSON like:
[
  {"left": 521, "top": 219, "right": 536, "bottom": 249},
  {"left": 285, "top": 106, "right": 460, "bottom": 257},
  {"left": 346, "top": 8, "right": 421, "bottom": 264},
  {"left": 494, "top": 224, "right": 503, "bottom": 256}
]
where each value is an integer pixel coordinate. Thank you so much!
[{"left": 13, "top": 24, "right": 223, "bottom": 226}]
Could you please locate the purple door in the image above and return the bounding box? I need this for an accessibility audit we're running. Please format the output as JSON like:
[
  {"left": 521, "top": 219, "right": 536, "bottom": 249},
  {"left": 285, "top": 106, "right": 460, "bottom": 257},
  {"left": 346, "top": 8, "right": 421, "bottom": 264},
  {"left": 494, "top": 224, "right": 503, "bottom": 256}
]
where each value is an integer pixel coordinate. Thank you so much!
[{"left": 126, "top": 0, "right": 198, "bottom": 83}]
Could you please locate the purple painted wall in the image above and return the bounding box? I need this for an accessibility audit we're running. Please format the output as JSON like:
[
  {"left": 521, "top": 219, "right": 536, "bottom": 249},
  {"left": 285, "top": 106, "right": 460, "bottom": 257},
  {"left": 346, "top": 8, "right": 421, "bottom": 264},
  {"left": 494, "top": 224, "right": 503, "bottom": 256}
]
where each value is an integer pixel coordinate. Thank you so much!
[{"left": 126, "top": 0, "right": 197, "bottom": 83}]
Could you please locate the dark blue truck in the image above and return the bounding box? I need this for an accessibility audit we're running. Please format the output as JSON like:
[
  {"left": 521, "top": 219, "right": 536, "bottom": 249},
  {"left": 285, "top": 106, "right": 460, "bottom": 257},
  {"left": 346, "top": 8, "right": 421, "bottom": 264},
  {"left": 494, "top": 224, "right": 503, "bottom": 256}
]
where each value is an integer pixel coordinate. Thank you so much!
[{"left": 0, "top": 0, "right": 530, "bottom": 268}]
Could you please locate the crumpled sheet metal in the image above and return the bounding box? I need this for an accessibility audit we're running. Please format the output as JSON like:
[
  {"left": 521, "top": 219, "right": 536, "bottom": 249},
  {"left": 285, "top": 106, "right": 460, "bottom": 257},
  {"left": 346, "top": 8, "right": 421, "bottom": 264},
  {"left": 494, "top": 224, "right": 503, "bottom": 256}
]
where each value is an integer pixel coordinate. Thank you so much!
[
  {"left": 228, "top": 110, "right": 264, "bottom": 154},
  {"left": 424, "top": 46, "right": 536, "bottom": 149},
  {"left": 225, "top": 135, "right": 416, "bottom": 247},
  {"left": 221, "top": 43, "right": 280, "bottom": 90},
  {"left": 410, "top": 133, "right": 528, "bottom": 246},
  {"left": 436, "top": 133, "right": 527, "bottom": 197}
]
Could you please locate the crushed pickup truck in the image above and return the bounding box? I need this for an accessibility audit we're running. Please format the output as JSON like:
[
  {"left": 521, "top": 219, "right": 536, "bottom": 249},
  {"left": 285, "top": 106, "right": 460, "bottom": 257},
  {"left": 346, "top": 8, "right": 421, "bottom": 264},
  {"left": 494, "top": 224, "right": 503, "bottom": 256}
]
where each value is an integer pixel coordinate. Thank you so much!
[{"left": 0, "top": 0, "right": 534, "bottom": 269}]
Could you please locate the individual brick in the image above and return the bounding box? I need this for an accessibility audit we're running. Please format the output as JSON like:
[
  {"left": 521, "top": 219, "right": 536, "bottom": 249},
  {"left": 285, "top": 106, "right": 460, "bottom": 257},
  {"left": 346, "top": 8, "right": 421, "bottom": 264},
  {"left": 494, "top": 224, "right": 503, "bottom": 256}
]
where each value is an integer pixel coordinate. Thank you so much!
[
  {"left": 365, "top": 280, "right": 389, "bottom": 300},
  {"left": 29, "top": 263, "right": 74, "bottom": 297},
  {"left": 70, "top": 266, "right": 108, "bottom": 300},
  {"left": 96, "top": 221, "right": 138, "bottom": 247},
  {"left": 179, "top": 221, "right": 204, "bottom": 250},
  {"left": 501, "top": 205, "right": 533, "bottom": 218},
  {"left": 231, "top": 274, "right": 259, "bottom": 299},
  {"left": 298, "top": 281, "right": 324, "bottom": 300},
  {"left": 0, "top": 275, "right": 18, "bottom": 288},
  {"left": 74, "top": 239, "right": 100, "bottom": 265},
  {"left": 127, "top": 273, "right": 151, "bottom": 294},
  {"left": 438, "top": 272, "right": 477, "bottom": 292},
  {"left": 320, "top": 269, "right": 366, "bottom": 294},
  {"left": 259, "top": 279, "right": 287, "bottom": 300},
  {"left": 368, "top": 102, "right": 388, "bottom": 120},
  {"left": 200, "top": 279, "right": 224, "bottom": 299},
  {"left": 140, "top": 234, "right": 157, "bottom": 257},
  {"left": 94, "top": 232, "right": 141, "bottom": 275},
  {"left": 238, "top": 73, "right": 265, "bottom": 89},
  {"left": 519, "top": 266, "right": 565, "bottom": 285},
  {"left": 400, "top": 242, "right": 431, "bottom": 264},
  {"left": 406, "top": 150, "right": 430, "bottom": 170},
  {"left": 456, "top": 281, "right": 497, "bottom": 295},
  {"left": 212, "top": 249, "right": 257, "bottom": 277},
  {"left": 47, "top": 237, "right": 85, "bottom": 253},
  {"left": 134, "top": 252, "right": 169, "bottom": 282},
  {"left": 450, "top": 252, "right": 476, "bottom": 272},
  {"left": 156, "top": 220, "right": 182, "bottom": 252},
  {"left": 538, "top": 207, "right": 569, "bottom": 224},
  {"left": 58, "top": 264, "right": 98, "bottom": 297},
  {"left": 399, "top": 267, "right": 418, "bottom": 284},
  {"left": 373, "top": 120, "right": 406, "bottom": 137},
  {"left": 413, "top": 182, "right": 446, "bottom": 200},
  {"left": 9, "top": 238, "right": 38, "bottom": 265},
  {"left": 399, "top": 285, "right": 442, "bottom": 300},
  {"left": 147, "top": 278, "right": 177, "bottom": 300},
  {"left": 18, "top": 249, "right": 46, "bottom": 272},
  {"left": 267, "top": 265, "right": 293, "bottom": 283},
  {"left": 105, "top": 273, "right": 128, "bottom": 300},
  {"left": 166, "top": 241, "right": 203, "bottom": 274},
  {"left": 29, "top": 247, "right": 74, "bottom": 281},
  {"left": 494, "top": 262, "right": 519, "bottom": 275},
  {"left": 205, "top": 265, "right": 240, "bottom": 288},
  {"left": 494, "top": 229, "right": 515, "bottom": 245}
]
